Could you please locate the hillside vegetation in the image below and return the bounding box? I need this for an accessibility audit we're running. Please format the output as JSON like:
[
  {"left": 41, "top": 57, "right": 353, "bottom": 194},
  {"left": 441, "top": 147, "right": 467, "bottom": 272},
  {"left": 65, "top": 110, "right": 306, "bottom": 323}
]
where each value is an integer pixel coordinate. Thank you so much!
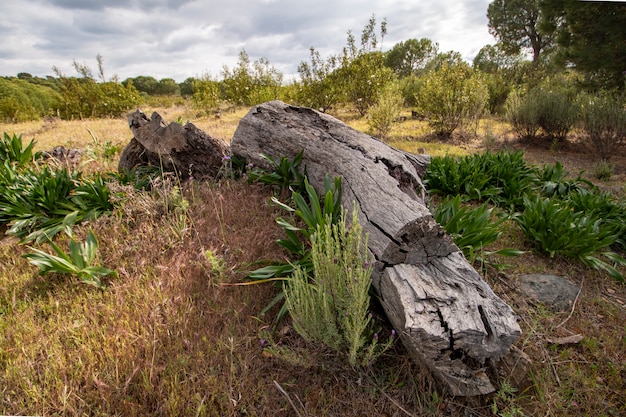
[{"left": 0, "top": 103, "right": 624, "bottom": 416}]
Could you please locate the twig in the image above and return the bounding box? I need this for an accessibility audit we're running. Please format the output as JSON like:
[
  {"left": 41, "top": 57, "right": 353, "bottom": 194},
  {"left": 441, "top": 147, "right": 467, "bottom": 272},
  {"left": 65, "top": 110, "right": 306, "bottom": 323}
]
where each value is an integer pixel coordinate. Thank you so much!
[
  {"left": 378, "top": 387, "right": 416, "bottom": 417},
  {"left": 556, "top": 278, "right": 583, "bottom": 329},
  {"left": 273, "top": 380, "right": 303, "bottom": 417},
  {"left": 368, "top": 373, "right": 416, "bottom": 417},
  {"left": 540, "top": 343, "right": 561, "bottom": 386}
]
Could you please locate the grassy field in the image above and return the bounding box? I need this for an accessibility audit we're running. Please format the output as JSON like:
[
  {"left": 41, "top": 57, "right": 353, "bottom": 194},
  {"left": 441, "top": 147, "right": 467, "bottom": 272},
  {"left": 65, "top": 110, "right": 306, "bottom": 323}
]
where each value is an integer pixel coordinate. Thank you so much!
[{"left": 0, "top": 105, "right": 625, "bottom": 416}]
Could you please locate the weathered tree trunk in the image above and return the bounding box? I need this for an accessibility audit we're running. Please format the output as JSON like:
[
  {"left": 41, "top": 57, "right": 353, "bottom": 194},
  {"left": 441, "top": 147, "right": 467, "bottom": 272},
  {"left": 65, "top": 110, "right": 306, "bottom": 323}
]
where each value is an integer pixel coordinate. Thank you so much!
[
  {"left": 231, "top": 100, "right": 522, "bottom": 396},
  {"left": 119, "top": 110, "right": 228, "bottom": 179}
]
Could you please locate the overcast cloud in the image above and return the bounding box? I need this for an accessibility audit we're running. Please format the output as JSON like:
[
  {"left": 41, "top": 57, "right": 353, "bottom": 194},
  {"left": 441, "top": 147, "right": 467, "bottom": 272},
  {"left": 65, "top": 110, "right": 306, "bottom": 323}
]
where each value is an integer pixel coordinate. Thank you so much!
[{"left": 0, "top": 0, "right": 495, "bottom": 82}]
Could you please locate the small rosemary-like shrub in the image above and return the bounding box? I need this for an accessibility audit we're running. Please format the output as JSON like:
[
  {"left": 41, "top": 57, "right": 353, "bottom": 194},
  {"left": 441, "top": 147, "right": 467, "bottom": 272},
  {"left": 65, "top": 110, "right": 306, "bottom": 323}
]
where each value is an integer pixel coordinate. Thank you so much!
[{"left": 284, "top": 205, "right": 389, "bottom": 366}]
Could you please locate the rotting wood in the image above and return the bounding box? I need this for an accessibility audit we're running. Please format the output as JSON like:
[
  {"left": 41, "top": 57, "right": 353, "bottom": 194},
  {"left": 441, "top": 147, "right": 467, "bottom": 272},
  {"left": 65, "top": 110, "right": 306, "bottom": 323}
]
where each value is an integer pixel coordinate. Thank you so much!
[
  {"left": 119, "top": 110, "right": 228, "bottom": 179},
  {"left": 230, "top": 100, "right": 524, "bottom": 396}
]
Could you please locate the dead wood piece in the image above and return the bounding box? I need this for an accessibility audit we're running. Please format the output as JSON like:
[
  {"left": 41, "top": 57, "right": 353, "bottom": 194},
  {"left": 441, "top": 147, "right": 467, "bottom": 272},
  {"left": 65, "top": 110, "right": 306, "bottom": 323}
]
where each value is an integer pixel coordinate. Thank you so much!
[
  {"left": 119, "top": 110, "right": 229, "bottom": 179},
  {"left": 230, "top": 100, "right": 523, "bottom": 396}
]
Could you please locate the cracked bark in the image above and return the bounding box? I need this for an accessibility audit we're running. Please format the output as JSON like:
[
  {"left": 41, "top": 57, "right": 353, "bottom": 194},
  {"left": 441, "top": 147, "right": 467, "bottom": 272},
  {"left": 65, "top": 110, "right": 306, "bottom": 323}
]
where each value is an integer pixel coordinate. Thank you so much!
[{"left": 230, "top": 100, "right": 522, "bottom": 396}]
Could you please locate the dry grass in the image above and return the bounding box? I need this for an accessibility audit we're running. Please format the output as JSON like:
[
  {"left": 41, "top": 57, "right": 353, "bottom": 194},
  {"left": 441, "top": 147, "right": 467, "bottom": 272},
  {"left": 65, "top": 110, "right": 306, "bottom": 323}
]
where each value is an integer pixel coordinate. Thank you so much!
[{"left": 0, "top": 106, "right": 625, "bottom": 416}]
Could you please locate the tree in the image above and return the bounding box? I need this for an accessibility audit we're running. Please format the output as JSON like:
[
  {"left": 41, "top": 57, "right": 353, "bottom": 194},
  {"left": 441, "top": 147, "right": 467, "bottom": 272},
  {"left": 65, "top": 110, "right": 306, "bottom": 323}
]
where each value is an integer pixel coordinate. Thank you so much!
[
  {"left": 221, "top": 50, "right": 283, "bottom": 106},
  {"left": 548, "top": 0, "right": 626, "bottom": 91},
  {"left": 297, "top": 47, "right": 341, "bottom": 111},
  {"left": 384, "top": 38, "right": 438, "bottom": 77},
  {"left": 337, "top": 15, "right": 395, "bottom": 116},
  {"left": 155, "top": 78, "right": 179, "bottom": 95},
  {"left": 415, "top": 62, "right": 489, "bottom": 137},
  {"left": 487, "top": 0, "right": 556, "bottom": 62},
  {"left": 123, "top": 76, "right": 158, "bottom": 95}
]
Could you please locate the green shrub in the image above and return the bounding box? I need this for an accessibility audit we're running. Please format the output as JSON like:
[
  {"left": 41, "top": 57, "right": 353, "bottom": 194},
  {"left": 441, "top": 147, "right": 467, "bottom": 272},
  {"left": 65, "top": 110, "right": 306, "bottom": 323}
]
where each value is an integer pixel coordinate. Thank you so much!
[
  {"left": 505, "top": 89, "right": 541, "bottom": 140},
  {"left": 415, "top": 62, "right": 488, "bottom": 137},
  {"left": 284, "top": 205, "right": 390, "bottom": 366},
  {"left": 248, "top": 174, "right": 343, "bottom": 324},
  {"left": 535, "top": 88, "right": 578, "bottom": 142},
  {"left": 0, "top": 78, "right": 61, "bottom": 122},
  {"left": 579, "top": 93, "right": 626, "bottom": 161},
  {"left": 591, "top": 160, "right": 614, "bottom": 180},
  {"left": 56, "top": 77, "right": 141, "bottom": 119},
  {"left": 366, "top": 81, "right": 404, "bottom": 139}
]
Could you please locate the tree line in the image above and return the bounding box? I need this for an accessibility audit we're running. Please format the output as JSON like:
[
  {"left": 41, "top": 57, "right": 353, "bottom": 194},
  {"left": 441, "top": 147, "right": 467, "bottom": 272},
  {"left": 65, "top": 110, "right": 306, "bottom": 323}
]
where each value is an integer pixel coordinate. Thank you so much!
[{"left": 1, "top": 1, "right": 624, "bottom": 136}]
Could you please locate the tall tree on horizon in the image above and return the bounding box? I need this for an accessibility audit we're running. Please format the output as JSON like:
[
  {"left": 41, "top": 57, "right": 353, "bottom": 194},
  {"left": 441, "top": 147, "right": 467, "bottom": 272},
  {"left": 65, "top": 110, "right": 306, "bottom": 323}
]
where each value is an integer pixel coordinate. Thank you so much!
[
  {"left": 487, "top": 0, "right": 556, "bottom": 63},
  {"left": 545, "top": 0, "right": 626, "bottom": 90}
]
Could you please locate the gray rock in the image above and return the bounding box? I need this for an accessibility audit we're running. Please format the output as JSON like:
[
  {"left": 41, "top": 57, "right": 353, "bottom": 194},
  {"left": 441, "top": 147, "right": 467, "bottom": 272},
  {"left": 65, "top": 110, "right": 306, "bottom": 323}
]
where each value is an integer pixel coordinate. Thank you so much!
[{"left": 518, "top": 274, "right": 580, "bottom": 312}]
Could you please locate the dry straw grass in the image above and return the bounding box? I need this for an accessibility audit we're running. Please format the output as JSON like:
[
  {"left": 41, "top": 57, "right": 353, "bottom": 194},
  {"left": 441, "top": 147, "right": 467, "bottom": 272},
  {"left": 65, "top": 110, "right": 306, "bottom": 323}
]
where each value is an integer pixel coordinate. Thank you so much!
[{"left": 0, "top": 105, "right": 625, "bottom": 416}]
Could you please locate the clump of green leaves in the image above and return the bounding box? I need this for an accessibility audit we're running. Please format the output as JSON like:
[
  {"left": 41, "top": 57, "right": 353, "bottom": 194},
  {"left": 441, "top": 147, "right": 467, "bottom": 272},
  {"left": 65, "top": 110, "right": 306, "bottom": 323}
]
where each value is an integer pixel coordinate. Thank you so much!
[
  {"left": 0, "top": 133, "right": 41, "bottom": 167},
  {"left": 514, "top": 197, "right": 625, "bottom": 281},
  {"left": 0, "top": 132, "right": 114, "bottom": 243},
  {"left": 284, "top": 205, "right": 391, "bottom": 367},
  {"left": 433, "top": 195, "right": 520, "bottom": 264},
  {"left": 424, "top": 150, "right": 536, "bottom": 210},
  {"left": 247, "top": 150, "right": 306, "bottom": 194},
  {"left": 23, "top": 230, "right": 116, "bottom": 288}
]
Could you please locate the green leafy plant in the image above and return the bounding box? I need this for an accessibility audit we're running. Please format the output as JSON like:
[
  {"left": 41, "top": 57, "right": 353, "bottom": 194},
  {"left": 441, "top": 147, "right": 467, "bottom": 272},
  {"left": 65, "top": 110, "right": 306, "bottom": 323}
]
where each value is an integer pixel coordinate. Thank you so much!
[
  {"left": 424, "top": 150, "right": 536, "bottom": 209},
  {"left": 537, "top": 161, "right": 594, "bottom": 198},
  {"left": 433, "top": 195, "right": 520, "bottom": 264},
  {"left": 284, "top": 204, "right": 392, "bottom": 367},
  {"left": 247, "top": 149, "right": 307, "bottom": 193},
  {"left": 0, "top": 132, "right": 41, "bottom": 167},
  {"left": 514, "top": 197, "right": 625, "bottom": 281},
  {"left": 0, "top": 162, "right": 114, "bottom": 243},
  {"left": 248, "top": 175, "right": 343, "bottom": 323},
  {"left": 23, "top": 230, "right": 116, "bottom": 288}
]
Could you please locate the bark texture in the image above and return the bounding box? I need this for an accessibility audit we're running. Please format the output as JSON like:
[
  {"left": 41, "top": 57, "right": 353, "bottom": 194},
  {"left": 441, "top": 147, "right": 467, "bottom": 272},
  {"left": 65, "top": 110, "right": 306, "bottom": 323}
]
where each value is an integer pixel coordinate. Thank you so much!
[
  {"left": 119, "top": 110, "right": 228, "bottom": 179},
  {"left": 231, "top": 100, "right": 523, "bottom": 396}
]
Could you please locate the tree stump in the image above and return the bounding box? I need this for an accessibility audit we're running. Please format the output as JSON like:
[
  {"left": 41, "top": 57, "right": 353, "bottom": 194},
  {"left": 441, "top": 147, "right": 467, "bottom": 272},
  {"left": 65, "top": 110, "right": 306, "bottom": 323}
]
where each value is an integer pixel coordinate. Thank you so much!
[
  {"left": 231, "top": 100, "right": 523, "bottom": 396},
  {"left": 119, "top": 110, "right": 229, "bottom": 179}
]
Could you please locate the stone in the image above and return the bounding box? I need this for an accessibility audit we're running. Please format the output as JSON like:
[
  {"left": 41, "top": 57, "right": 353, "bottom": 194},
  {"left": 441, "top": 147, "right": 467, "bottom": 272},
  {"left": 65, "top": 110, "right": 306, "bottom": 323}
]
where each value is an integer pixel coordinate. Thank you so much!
[{"left": 518, "top": 274, "right": 580, "bottom": 312}]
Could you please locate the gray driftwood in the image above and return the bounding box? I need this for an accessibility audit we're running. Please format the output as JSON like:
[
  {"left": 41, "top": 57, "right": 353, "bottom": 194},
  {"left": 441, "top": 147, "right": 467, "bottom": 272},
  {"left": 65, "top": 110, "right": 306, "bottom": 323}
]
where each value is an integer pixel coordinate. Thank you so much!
[
  {"left": 231, "top": 100, "right": 522, "bottom": 396},
  {"left": 119, "top": 110, "right": 228, "bottom": 179}
]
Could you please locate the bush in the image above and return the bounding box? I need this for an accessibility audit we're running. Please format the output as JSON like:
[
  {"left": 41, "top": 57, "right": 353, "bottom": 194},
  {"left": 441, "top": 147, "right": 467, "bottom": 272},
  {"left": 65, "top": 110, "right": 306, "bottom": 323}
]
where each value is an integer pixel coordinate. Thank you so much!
[
  {"left": 57, "top": 77, "right": 141, "bottom": 119},
  {"left": 366, "top": 81, "right": 403, "bottom": 139},
  {"left": 414, "top": 62, "right": 488, "bottom": 137},
  {"left": 284, "top": 205, "right": 390, "bottom": 366},
  {"left": 535, "top": 88, "right": 578, "bottom": 142},
  {"left": 579, "top": 93, "right": 626, "bottom": 161},
  {"left": 0, "top": 77, "right": 61, "bottom": 122},
  {"left": 505, "top": 89, "right": 541, "bottom": 140}
]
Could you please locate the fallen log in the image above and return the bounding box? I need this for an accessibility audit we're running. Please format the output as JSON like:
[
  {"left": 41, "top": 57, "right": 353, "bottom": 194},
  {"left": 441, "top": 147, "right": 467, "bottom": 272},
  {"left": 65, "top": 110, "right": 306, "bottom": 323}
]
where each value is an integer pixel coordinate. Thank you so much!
[{"left": 231, "top": 100, "right": 522, "bottom": 396}]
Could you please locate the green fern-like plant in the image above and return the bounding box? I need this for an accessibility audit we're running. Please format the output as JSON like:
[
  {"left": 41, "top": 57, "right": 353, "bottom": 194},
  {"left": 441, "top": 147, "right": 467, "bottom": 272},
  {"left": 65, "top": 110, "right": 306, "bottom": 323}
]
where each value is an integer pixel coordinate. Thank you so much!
[{"left": 284, "top": 205, "right": 390, "bottom": 366}]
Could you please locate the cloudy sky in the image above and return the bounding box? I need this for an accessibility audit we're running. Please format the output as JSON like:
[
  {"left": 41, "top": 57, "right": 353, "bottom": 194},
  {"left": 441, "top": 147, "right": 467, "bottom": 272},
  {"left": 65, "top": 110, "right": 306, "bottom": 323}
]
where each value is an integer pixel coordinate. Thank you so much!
[{"left": 1, "top": 0, "right": 496, "bottom": 83}]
